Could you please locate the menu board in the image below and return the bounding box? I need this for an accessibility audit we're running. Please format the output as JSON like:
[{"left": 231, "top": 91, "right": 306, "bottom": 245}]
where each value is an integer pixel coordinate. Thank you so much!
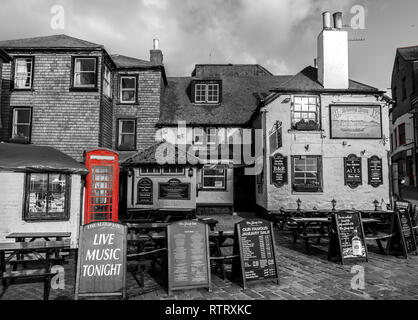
[
  {"left": 167, "top": 220, "right": 211, "bottom": 294},
  {"left": 233, "top": 219, "right": 279, "bottom": 289},
  {"left": 387, "top": 209, "right": 417, "bottom": 258},
  {"left": 159, "top": 179, "right": 190, "bottom": 200},
  {"left": 330, "top": 212, "right": 368, "bottom": 264},
  {"left": 368, "top": 156, "right": 383, "bottom": 188},
  {"left": 137, "top": 178, "right": 153, "bottom": 204},
  {"left": 75, "top": 222, "right": 127, "bottom": 299},
  {"left": 344, "top": 154, "right": 362, "bottom": 189},
  {"left": 271, "top": 154, "right": 287, "bottom": 188}
]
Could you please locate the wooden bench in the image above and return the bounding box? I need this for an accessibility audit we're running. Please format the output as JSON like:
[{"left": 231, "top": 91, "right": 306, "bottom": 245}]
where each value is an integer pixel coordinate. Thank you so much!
[{"left": 1, "top": 268, "right": 58, "bottom": 300}]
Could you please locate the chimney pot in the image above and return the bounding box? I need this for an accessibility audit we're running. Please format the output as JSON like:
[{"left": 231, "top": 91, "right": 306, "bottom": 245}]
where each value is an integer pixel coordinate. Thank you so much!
[
  {"left": 153, "top": 39, "right": 159, "bottom": 50},
  {"left": 322, "top": 11, "right": 332, "bottom": 29},
  {"left": 333, "top": 12, "right": 343, "bottom": 29}
]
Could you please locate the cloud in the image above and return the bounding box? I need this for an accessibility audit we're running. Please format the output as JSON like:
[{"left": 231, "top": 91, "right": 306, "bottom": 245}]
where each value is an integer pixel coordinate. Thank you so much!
[{"left": 0, "top": 0, "right": 357, "bottom": 76}]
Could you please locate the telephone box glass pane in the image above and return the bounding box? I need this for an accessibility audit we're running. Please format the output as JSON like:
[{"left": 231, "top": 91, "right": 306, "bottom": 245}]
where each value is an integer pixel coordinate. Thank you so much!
[{"left": 91, "top": 166, "right": 113, "bottom": 221}]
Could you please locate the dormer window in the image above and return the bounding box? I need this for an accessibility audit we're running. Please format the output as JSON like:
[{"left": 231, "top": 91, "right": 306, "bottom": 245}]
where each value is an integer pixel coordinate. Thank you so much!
[{"left": 192, "top": 81, "right": 221, "bottom": 104}]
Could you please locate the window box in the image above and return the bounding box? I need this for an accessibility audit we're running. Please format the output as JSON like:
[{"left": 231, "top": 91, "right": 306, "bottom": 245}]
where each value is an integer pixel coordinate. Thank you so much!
[
  {"left": 293, "top": 120, "right": 320, "bottom": 131},
  {"left": 292, "top": 183, "right": 321, "bottom": 193}
]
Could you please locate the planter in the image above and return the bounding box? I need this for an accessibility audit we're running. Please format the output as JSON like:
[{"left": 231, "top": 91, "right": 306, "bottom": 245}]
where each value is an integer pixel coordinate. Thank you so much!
[
  {"left": 294, "top": 123, "right": 319, "bottom": 131},
  {"left": 9, "top": 136, "right": 29, "bottom": 144},
  {"left": 293, "top": 184, "right": 321, "bottom": 192}
]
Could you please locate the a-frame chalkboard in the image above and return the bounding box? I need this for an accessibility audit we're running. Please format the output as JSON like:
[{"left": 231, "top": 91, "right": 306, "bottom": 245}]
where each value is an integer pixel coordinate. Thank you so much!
[
  {"left": 232, "top": 219, "right": 279, "bottom": 289},
  {"left": 386, "top": 209, "right": 418, "bottom": 258},
  {"left": 328, "top": 211, "right": 368, "bottom": 265},
  {"left": 167, "top": 220, "right": 211, "bottom": 295}
]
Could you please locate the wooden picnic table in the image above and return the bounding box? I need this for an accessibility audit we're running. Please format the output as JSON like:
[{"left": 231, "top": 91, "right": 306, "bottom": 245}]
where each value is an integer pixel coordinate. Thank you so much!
[{"left": 6, "top": 232, "right": 71, "bottom": 242}]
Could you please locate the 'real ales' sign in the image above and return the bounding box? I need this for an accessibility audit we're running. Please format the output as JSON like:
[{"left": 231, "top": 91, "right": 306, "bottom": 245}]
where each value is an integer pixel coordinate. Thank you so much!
[{"left": 75, "top": 222, "right": 127, "bottom": 300}]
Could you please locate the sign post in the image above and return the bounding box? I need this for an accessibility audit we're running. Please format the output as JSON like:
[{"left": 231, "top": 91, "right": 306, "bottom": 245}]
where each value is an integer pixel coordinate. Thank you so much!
[
  {"left": 328, "top": 211, "right": 368, "bottom": 265},
  {"left": 75, "top": 222, "right": 127, "bottom": 300},
  {"left": 232, "top": 219, "right": 279, "bottom": 289},
  {"left": 167, "top": 220, "right": 211, "bottom": 295}
]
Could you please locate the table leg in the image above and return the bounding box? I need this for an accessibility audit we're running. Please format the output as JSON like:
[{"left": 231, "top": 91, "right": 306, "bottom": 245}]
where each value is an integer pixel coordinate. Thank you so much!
[{"left": 0, "top": 252, "right": 5, "bottom": 273}]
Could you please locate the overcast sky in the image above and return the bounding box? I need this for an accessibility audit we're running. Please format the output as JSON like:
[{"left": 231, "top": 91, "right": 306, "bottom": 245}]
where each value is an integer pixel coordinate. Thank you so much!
[{"left": 0, "top": 0, "right": 417, "bottom": 93}]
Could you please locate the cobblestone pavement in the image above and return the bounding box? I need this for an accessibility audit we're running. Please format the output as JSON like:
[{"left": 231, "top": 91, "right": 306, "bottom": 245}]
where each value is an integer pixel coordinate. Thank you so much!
[{"left": 1, "top": 215, "right": 418, "bottom": 300}]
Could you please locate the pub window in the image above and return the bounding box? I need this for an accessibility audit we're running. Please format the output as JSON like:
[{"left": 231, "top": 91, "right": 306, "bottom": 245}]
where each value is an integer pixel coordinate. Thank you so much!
[
  {"left": 291, "top": 96, "right": 320, "bottom": 131},
  {"left": 103, "top": 64, "right": 112, "bottom": 98},
  {"left": 162, "top": 167, "right": 185, "bottom": 175},
  {"left": 120, "top": 76, "right": 137, "bottom": 103},
  {"left": 398, "top": 123, "right": 406, "bottom": 146},
  {"left": 14, "top": 57, "right": 34, "bottom": 89},
  {"left": 11, "top": 107, "right": 31, "bottom": 142},
  {"left": 292, "top": 155, "right": 323, "bottom": 192},
  {"left": 73, "top": 57, "right": 97, "bottom": 88},
  {"left": 117, "top": 119, "right": 136, "bottom": 151},
  {"left": 194, "top": 83, "right": 220, "bottom": 104},
  {"left": 193, "top": 128, "right": 204, "bottom": 145},
  {"left": 140, "top": 167, "right": 161, "bottom": 175},
  {"left": 25, "top": 173, "right": 70, "bottom": 221},
  {"left": 202, "top": 165, "right": 226, "bottom": 190},
  {"left": 206, "top": 128, "right": 218, "bottom": 145}
]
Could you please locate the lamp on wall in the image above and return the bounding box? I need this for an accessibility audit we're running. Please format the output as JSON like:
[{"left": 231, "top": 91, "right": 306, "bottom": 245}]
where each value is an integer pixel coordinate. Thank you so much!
[
  {"left": 296, "top": 198, "right": 302, "bottom": 212},
  {"left": 188, "top": 168, "right": 194, "bottom": 178},
  {"left": 331, "top": 199, "right": 337, "bottom": 211},
  {"left": 373, "top": 199, "right": 380, "bottom": 211},
  {"left": 128, "top": 169, "right": 133, "bottom": 178}
]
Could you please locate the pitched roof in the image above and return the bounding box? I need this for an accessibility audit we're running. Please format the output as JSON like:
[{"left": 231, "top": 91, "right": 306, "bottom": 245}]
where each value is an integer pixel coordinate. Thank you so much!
[
  {"left": 158, "top": 75, "right": 291, "bottom": 126},
  {"left": 111, "top": 54, "right": 155, "bottom": 69},
  {"left": 193, "top": 64, "right": 273, "bottom": 77},
  {"left": 397, "top": 46, "right": 418, "bottom": 61},
  {"left": 0, "top": 143, "right": 89, "bottom": 175},
  {"left": 121, "top": 141, "right": 202, "bottom": 166},
  {"left": 0, "top": 49, "right": 11, "bottom": 62},
  {"left": 272, "top": 66, "right": 382, "bottom": 93},
  {"left": 0, "top": 34, "right": 104, "bottom": 50}
]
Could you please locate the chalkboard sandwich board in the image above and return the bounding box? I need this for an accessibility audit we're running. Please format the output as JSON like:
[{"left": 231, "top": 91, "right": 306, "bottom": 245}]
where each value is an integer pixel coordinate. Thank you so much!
[
  {"left": 75, "top": 222, "right": 127, "bottom": 300},
  {"left": 167, "top": 220, "right": 211, "bottom": 295},
  {"left": 386, "top": 209, "right": 418, "bottom": 258},
  {"left": 232, "top": 219, "right": 279, "bottom": 289},
  {"left": 328, "top": 211, "right": 368, "bottom": 265}
]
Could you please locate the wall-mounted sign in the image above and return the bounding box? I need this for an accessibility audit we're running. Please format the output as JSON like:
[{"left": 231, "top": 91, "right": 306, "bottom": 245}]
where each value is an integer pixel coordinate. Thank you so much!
[
  {"left": 271, "top": 154, "right": 287, "bottom": 188},
  {"left": 329, "top": 105, "right": 382, "bottom": 139},
  {"left": 167, "top": 220, "right": 211, "bottom": 294},
  {"left": 387, "top": 209, "right": 418, "bottom": 258},
  {"left": 368, "top": 156, "right": 383, "bottom": 188},
  {"left": 344, "top": 154, "right": 362, "bottom": 189},
  {"left": 75, "top": 222, "right": 127, "bottom": 300},
  {"left": 232, "top": 219, "right": 279, "bottom": 289},
  {"left": 269, "top": 121, "right": 282, "bottom": 153},
  {"left": 329, "top": 211, "right": 368, "bottom": 265},
  {"left": 137, "top": 178, "right": 153, "bottom": 205},
  {"left": 159, "top": 178, "right": 190, "bottom": 200}
]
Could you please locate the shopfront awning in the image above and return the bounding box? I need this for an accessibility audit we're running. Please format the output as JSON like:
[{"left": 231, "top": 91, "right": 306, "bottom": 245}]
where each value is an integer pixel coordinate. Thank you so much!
[{"left": 0, "top": 143, "right": 89, "bottom": 175}]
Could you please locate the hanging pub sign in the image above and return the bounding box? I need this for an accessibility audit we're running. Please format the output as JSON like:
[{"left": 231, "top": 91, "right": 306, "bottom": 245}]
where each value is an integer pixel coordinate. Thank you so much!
[
  {"left": 75, "top": 222, "right": 127, "bottom": 300},
  {"left": 271, "top": 154, "right": 287, "bottom": 188},
  {"left": 328, "top": 211, "right": 368, "bottom": 265},
  {"left": 159, "top": 179, "right": 190, "bottom": 200},
  {"left": 167, "top": 220, "right": 211, "bottom": 295},
  {"left": 344, "top": 154, "right": 362, "bottom": 189},
  {"left": 386, "top": 209, "right": 418, "bottom": 258},
  {"left": 137, "top": 178, "right": 153, "bottom": 204},
  {"left": 368, "top": 156, "right": 383, "bottom": 188},
  {"left": 232, "top": 219, "right": 279, "bottom": 289},
  {"left": 269, "top": 121, "right": 282, "bottom": 153}
]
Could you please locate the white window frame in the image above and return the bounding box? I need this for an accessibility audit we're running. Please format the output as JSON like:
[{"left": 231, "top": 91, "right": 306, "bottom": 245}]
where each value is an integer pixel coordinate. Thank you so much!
[
  {"left": 202, "top": 165, "right": 226, "bottom": 190},
  {"left": 120, "top": 76, "right": 137, "bottom": 103},
  {"left": 206, "top": 128, "right": 218, "bottom": 145},
  {"left": 162, "top": 167, "right": 185, "bottom": 176},
  {"left": 118, "top": 119, "right": 136, "bottom": 150},
  {"left": 193, "top": 128, "right": 204, "bottom": 145},
  {"left": 73, "top": 57, "right": 97, "bottom": 88},
  {"left": 139, "top": 167, "right": 161, "bottom": 175},
  {"left": 12, "top": 107, "right": 31, "bottom": 141},
  {"left": 103, "top": 64, "right": 112, "bottom": 98},
  {"left": 14, "top": 57, "right": 34, "bottom": 89},
  {"left": 291, "top": 95, "right": 319, "bottom": 129},
  {"left": 194, "top": 83, "right": 219, "bottom": 104}
]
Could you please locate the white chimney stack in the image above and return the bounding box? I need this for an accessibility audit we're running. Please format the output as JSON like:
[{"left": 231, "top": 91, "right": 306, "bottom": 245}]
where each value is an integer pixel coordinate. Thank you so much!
[
  {"left": 317, "top": 11, "right": 349, "bottom": 89},
  {"left": 153, "top": 39, "right": 159, "bottom": 50}
]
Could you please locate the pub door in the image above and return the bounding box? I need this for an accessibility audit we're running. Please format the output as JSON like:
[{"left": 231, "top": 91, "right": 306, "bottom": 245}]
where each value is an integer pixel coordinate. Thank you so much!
[
  {"left": 233, "top": 167, "right": 255, "bottom": 212},
  {"left": 84, "top": 149, "right": 119, "bottom": 224}
]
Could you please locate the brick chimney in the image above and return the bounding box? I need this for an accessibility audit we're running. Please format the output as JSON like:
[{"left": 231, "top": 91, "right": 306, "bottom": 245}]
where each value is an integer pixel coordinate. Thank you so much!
[
  {"left": 150, "top": 39, "right": 163, "bottom": 65},
  {"left": 317, "top": 12, "right": 349, "bottom": 89}
]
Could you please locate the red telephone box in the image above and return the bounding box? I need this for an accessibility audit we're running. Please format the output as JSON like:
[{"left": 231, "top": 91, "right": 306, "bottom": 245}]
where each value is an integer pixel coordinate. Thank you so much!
[{"left": 84, "top": 149, "right": 119, "bottom": 224}]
